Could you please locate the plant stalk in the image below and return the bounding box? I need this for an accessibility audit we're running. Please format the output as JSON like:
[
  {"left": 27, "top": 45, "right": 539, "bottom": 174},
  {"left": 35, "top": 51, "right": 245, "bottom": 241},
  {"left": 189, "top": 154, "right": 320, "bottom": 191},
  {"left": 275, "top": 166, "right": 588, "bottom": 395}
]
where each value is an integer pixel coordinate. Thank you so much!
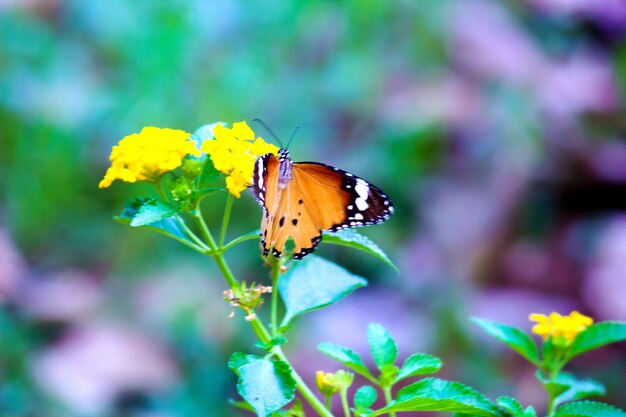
[
  {"left": 219, "top": 194, "right": 234, "bottom": 247},
  {"left": 383, "top": 386, "right": 396, "bottom": 417},
  {"left": 193, "top": 204, "right": 333, "bottom": 417},
  {"left": 340, "top": 389, "right": 351, "bottom": 417},
  {"left": 270, "top": 256, "right": 281, "bottom": 336}
]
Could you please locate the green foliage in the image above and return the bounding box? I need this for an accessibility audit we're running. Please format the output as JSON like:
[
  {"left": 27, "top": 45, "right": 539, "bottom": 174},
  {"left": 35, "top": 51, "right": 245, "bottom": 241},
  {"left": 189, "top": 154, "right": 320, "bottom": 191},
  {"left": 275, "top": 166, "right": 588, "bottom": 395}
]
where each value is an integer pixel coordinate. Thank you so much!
[
  {"left": 497, "top": 396, "right": 524, "bottom": 417},
  {"left": 368, "top": 323, "right": 398, "bottom": 371},
  {"left": 318, "top": 343, "right": 375, "bottom": 381},
  {"left": 371, "top": 378, "right": 502, "bottom": 417},
  {"left": 396, "top": 353, "right": 443, "bottom": 382},
  {"left": 566, "top": 323, "right": 626, "bottom": 361},
  {"left": 324, "top": 229, "right": 398, "bottom": 271},
  {"left": 472, "top": 318, "right": 540, "bottom": 365},
  {"left": 537, "top": 372, "right": 605, "bottom": 409},
  {"left": 229, "top": 353, "right": 297, "bottom": 417},
  {"left": 129, "top": 198, "right": 179, "bottom": 227},
  {"left": 278, "top": 255, "right": 367, "bottom": 326},
  {"left": 554, "top": 402, "right": 626, "bottom": 417},
  {"left": 354, "top": 385, "right": 378, "bottom": 410},
  {"left": 115, "top": 198, "right": 193, "bottom": 245}
]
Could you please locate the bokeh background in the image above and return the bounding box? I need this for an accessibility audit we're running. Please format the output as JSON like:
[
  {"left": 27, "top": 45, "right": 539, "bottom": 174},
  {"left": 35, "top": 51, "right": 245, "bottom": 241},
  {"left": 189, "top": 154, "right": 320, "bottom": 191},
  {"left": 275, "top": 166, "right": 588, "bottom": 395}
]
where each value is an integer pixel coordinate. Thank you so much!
[{"left": 1, "top": 0, "right": 626, "bottom": 415}]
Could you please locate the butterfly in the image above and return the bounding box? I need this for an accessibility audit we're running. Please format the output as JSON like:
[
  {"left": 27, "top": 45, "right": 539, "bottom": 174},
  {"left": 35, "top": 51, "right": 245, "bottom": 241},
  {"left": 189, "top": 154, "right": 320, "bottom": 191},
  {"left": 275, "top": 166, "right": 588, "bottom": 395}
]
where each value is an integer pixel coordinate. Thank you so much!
[{"left": 252, "top": 148, "right": 394, "bottom": 260}]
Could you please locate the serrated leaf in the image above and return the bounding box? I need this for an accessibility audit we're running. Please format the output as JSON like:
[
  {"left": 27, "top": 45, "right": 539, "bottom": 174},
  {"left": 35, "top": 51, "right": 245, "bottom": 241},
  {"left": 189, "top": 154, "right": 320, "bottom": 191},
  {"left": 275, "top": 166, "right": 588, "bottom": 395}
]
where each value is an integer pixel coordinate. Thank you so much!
[
  {"left": 115, "top": 198, "right": 193, "bottom": 245},
  {"left": 199, "top": 157, "right": 221, "bottom": 189},
  {"left": 554, "top": 401, "right": 626, "bottom": 417},
  {"left": 546, "top": 373, "right": 606, "bottom": 408},
  {"left": 368, "top": 323, "right": 398, "bottom": 371},
  {"left": 324, "top": 229, "right": 398, "bottom": 271},
  {"left": 371, "top": 378, "right": 502, "bottom": 417},
  {"left": 231, "top": 356, "right": 296, "bottom": 417},
  {"left": 497, "top": 396, "right": 524, "bottom": 417},
  {"left": 318, "top": 343, "right": 374, "bottom": 380},
  {"left": 396, "top": 353, "right": 443, "bottom": 382},
  {"left": 354, "top": 385, "right": 377, "bottom": 409},
  {"left": 130, "top": 198, "right": 179, "bottom": 226},
  {"left": 279, "top": 255, "right": 367, "bottom": 326},
  {"left": 472, "top": 318, "right": 540, "bottom": 365},
  {"left": 272, "top": 398, "right": 305, "bottom": 417},
  {"left": 228, "top": 352, "right": 255, "bottom": 372},
  {"left": 229, "top": 399, "right": 255, "bottom": 412},
  {"left": 524, "top": 406, "right": 537, "bottom": 417},
  {"left": 255, "top": 337, "right": 288, "bottom": 351},
  {"left": 566, "top": 322, "right": 626, "bottom": 360},
  {"left": 536, "top": 371, "right": 570, "bottom": 398}
]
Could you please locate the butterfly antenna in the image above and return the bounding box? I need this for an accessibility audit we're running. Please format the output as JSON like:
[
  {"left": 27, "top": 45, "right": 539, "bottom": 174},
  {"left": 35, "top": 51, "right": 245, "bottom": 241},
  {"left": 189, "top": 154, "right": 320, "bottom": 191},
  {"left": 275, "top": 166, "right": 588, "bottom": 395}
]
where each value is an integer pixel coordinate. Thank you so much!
[
  {"left": 286, "top": 126, "right": 300, "bottom": 150},
  {"left": 252, "top": 118, "right": 284, "bottom": 148}
]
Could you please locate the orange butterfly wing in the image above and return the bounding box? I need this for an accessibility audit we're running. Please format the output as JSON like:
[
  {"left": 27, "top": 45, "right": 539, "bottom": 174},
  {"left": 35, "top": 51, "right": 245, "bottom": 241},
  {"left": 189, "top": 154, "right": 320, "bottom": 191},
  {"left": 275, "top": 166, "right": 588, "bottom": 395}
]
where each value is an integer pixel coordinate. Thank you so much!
[{"left": 253, "top": 153, "right": 394, "bottom": 259}]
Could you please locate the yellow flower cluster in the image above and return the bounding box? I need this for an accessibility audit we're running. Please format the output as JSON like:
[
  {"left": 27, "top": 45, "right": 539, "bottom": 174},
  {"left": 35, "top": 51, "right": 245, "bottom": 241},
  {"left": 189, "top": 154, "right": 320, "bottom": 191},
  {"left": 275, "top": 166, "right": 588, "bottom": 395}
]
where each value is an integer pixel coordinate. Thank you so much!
[
  {"left": 201, "top": 121, "right": 279, "bottom": 198},
  {"left": 529, "top": 311, "right": 593, "bottom": 343},
  {"left": 99, "top": 127, "right": 200, "bottom": 188}
]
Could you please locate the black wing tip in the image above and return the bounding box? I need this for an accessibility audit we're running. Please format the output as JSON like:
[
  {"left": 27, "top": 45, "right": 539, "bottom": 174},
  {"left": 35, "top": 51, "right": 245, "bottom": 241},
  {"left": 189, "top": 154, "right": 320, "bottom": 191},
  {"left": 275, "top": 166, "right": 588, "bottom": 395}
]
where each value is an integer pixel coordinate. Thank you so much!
[{"left": 293, "top": 233, "right": 322, "bottom": 260}]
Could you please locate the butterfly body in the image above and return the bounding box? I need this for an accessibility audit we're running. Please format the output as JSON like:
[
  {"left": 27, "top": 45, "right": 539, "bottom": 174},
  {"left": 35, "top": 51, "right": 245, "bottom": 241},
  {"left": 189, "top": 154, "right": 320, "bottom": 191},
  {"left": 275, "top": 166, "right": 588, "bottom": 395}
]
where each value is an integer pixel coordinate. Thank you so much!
[{"left": 253, "top": 149, "right": 394, "bottom": 260}]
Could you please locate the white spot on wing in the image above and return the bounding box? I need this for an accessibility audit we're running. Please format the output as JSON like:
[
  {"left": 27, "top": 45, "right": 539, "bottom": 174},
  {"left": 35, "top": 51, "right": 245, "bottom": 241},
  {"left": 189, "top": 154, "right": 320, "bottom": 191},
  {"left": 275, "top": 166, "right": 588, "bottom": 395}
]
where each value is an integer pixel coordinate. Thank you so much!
[
  {"left": 354, "top": 179, "right": 369, "bottom": 211},
  {"left": 354, "top": 213, "right": 364, "bottom": 220}
]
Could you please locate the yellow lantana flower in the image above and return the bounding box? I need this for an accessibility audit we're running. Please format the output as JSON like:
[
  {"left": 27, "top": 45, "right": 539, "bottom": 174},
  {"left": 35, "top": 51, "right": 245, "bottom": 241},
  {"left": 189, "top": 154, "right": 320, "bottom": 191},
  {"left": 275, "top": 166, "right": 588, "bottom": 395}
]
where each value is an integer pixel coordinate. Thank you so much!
[
  {"left": 529, "top": 311, "right": 593, "bottom": 344},
  {"left": 315, "top": 370, "right": 354, "bottom": 397},
  {"left": 99, "top": 127, "right": 200, "bottom": 188},
  {"left": 315, "top": 371, "right": 340, "bottom": 396},
  {"left": 201, "top": 121, "right": 279, "bottom": 198}
]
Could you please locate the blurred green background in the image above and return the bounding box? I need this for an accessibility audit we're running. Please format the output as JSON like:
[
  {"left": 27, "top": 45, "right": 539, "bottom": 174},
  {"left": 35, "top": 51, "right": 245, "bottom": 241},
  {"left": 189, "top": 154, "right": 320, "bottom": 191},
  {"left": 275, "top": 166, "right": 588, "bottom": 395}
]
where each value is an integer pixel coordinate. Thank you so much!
[{"left": 1, "top": 0, "right": 626, "bottom": 415}]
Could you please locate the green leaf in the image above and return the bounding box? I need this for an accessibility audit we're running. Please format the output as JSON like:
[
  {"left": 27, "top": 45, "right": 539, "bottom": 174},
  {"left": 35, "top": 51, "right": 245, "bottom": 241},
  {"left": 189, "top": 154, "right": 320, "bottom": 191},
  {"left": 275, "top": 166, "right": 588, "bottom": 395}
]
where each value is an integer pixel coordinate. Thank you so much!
[
  {"left": 115, "top": 198, "right": 193, "bottom": 245},
  {"left": 129, "top": 198, "right": 179, "bottom": 227},
  {"left": 566, "top": 322, "right": 626, "bottom": 360},
  {"left": 524, "top": 406, "right": 537, "bottom": 417},
  {"left": 272, "top": 398, "right": 305, "bottom": 417},
  {"left": 396, "top": 353, "right": 443, "bottom": 382},
  {"left": 538, "top": 373, "right": 606, "bottom": 408},
  {"left": 230, "top": 356, "right": 297, "bottom": 417},
  {"left": 472, "top": 318, "right": 540, "bottom": 365},
  {"left": 554, "top": 401, "right": 626, "bottom": 417},
  {"left": 228, "top": 352, "right": 255, "bottom": 372},
  {"left": 497, "top": 396, "right": 524, "bottom": 417},
  {"left": 229, "top": 399, "right": 255, "bottom": 412},
  {"left": 199, "top": 158, "right": 221, "bottom": 189},
  {"left": 354, "top": 385, "right": 378, "bottom": 409},
  {"left": 371, "top": 378, "right": 502, "bottom": 417},
  {"left": 318, "top": 343, "right": 375, "bottom": 381},
  {"left": 368, "top": 323, "right": 398, "bottom": 371},
  {"left": 324, "top": 229, "right": 398, "bottom": 271},
  {"left": 279, "top": 255, "right": 367, "bottom": 326},
  {"left": 255, "top": 337, "right": 288, "bottom": 351}
]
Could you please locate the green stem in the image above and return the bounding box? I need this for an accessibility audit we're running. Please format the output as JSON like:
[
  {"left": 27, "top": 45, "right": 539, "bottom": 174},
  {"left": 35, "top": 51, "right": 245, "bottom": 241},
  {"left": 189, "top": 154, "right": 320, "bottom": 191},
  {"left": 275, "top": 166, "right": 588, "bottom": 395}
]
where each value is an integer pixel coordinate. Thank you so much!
[
  {"left": 270, "top": 256, "right": 281, "bottom": 336},
  {"left": 325, "top": 395, "right": 332, "bottom": 411},
  {"left": 248, "top": 319, "right": 334, "bottom": 417},
  {"left": 340, "top": 389, "right": 351, "bottom": 417},
  {"left": 193, "top": 210, "right": 219, "bottom": 250},
  {"left": 192, "top": 207, "right": 332, "bottom": 417},
  {"left": 155, "top": 180, "right": 211, "bottom": 252},
  {"left": 221, "top": 232, "right": 260, "bottom": 252},
  {"left": 219, "top": 194, "right": 234, "bottom": 247},
  {"left": 383, "top": 386, "right": 396, "bottom": 417}
]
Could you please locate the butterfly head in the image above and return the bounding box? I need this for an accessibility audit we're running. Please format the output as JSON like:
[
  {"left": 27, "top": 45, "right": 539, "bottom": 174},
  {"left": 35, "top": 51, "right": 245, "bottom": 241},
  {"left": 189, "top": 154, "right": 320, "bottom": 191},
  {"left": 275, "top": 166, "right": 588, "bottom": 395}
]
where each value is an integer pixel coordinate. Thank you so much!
[{"left": 278, "top": 148, "right": 290, "bottom": 162}]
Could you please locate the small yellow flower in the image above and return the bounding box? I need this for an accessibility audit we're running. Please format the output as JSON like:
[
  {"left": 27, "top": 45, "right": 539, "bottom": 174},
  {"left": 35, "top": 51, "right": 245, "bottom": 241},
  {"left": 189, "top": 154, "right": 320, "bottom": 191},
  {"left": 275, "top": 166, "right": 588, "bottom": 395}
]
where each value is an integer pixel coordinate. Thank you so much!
[
  {"left": 99, "top": 127, "right": 200, "bottom": 188},
  {"left": 201, "top": 121, "right": 279, "bottom": 198},
  {"left": 316, "top": 371, "right": 340, "bottom": 396},
  {"left": 529, "top": 311, "right": 593, "bottom": 344},
  {"left": 315, "top": 370, "right": 354, "bottom": 397}
]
